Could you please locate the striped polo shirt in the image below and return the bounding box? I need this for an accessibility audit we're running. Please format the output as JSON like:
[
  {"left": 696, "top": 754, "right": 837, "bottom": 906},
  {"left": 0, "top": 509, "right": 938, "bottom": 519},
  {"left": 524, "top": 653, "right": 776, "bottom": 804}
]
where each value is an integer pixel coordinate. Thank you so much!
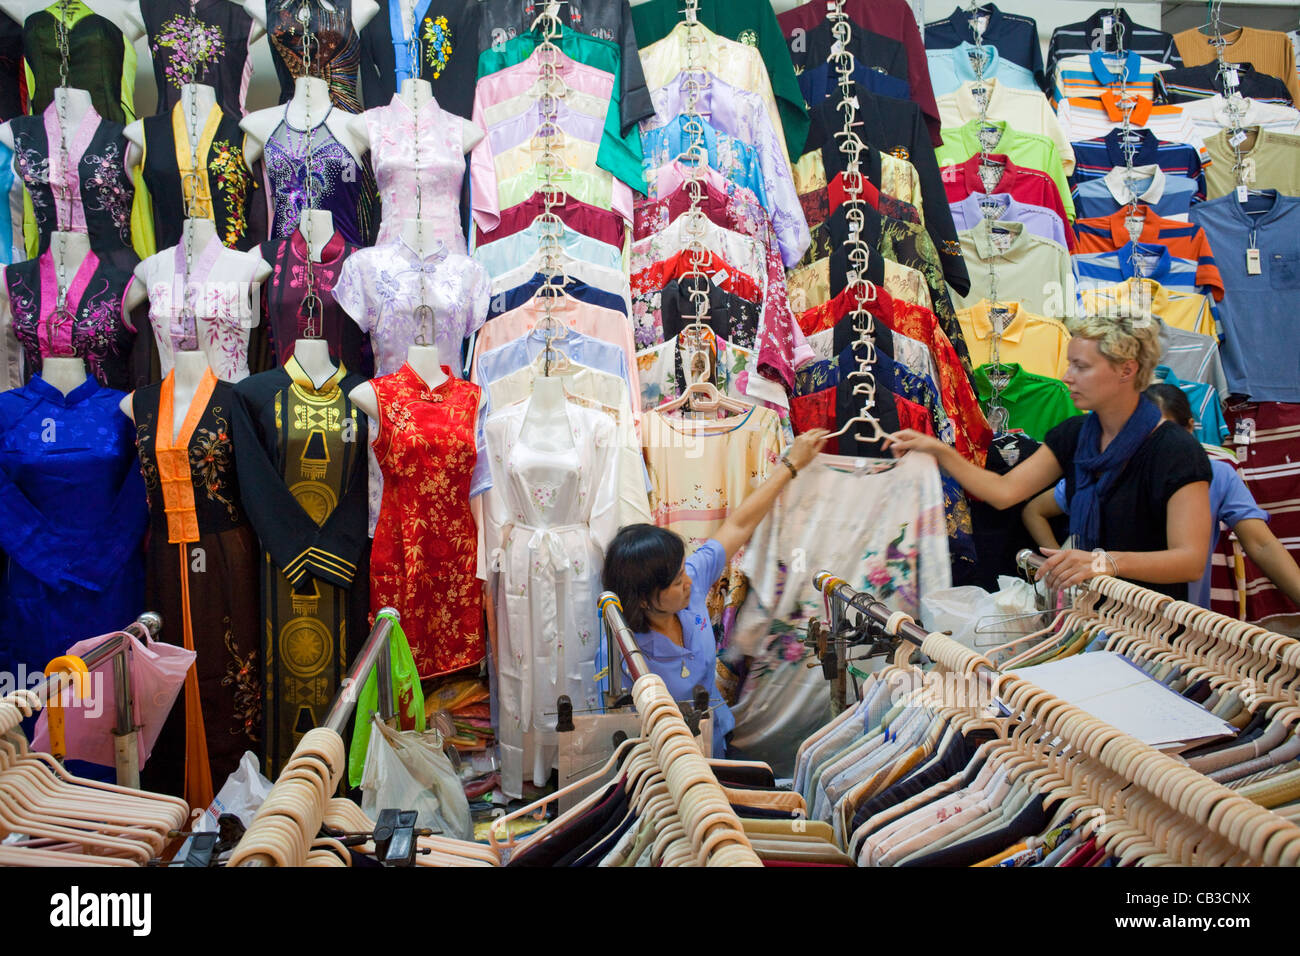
[
  {"left": 1073, "top": 206, "right": 1224, "bottom": 298},
  {"left": 1056, "top": 92, "right": 1208, "bottom": 163},
  {"left": 1073, "top": 244, "right": 1210, "bottom": 300},
  {"left": 1155, "top": 62, "right": 1293, "bottom": 107},
  {"left": 1068, "top": 128, "right": 1207, "bottom": 201},
  {"left": 1051, "top": 50, "right": 1174, "bottom": 104},
  {"left": 1079, "top": 277, "right": 1217, "bottom": 338},
  {"left": 1046, "top": 11, "right": 1181, "bottom": 81}
]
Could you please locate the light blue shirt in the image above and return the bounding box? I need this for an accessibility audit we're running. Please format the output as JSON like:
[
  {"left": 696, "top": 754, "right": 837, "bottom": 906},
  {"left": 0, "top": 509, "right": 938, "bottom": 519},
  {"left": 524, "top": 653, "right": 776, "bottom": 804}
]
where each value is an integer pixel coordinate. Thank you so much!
[
  {"left": 640, "top": 115, "right": 768, "bottom": 211},
  {"left": 1073, "top": 244, "right": 1206, "bottom": 295},
  {"left": 473, "top": 222, "right": 623, "bottom": 278},
  {"left": 476, "top": 326, "right": 631, "bottom": 397},
  {"left": 1073, "top": 169, "right": 1198, "bottom": 221},
  {"left": 1153, "top": 365, "right": 1228, "bottom": 447},
  {"left": 927, "top": 42, "right": 1040, "bottom": 98},
  {"left": 948, "top": 191, "right": 1069, "bottom": 249},
  {"left": 621, "top": 538, "right": 735, "bottom": 756}
]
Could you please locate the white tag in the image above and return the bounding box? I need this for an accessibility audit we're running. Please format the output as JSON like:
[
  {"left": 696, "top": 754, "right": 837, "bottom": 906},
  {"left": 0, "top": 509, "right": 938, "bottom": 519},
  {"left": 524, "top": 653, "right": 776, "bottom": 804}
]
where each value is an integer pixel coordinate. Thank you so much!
[
  {"left": 1247, "top": 247, "right": 1261, "bottom": 274},
  {"left": 850, "top": 95, "right": 859, "bottom": 110},
  {"left": 831, "top": 39, "right": 845, "bottom": 56},
  {"left": 1229, "top": 129, "right": 1248, "bottom": 147},
  {"left": 1102, "top": 15, "right": 1114, "bottom": 34},
  {"left": 1226, "top": 67, "right": 1240, "bottom": 88},
  {"left": 1237, "top": 184, "right": 1249, "bottom": 203},
  {"left": 713, "top": 269, "right": 729, "bottom": 284},
  {"left": 1234, "top": 419, "right": 1255, "bottom": 447},
  {"left": 972, "top": 15, "right": 987, "bottom": 35}
]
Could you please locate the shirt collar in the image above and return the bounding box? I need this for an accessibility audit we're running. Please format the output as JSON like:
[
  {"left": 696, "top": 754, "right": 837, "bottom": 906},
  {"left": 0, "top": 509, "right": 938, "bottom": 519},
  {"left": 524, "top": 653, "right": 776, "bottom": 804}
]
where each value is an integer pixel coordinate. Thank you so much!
[
  {"left": 1153, "top": 364, "right": 1181, "bottom": 387},
  {"left": 1104, "top": 127, "right": 1157, "bottom": 166},
  {"left": 949, "top": 4, "right": 1001, "bottom": 42},
  {"left": 1116, "top": 242, "right": 1172, "bottom": 281},
  {"left": 1099, "top": 89, "right": 1154, "bottom": 125},
  {"left": 954, "top": 78, "right": 1009, "bottom": 120},
  {"left": 957, "top": 152, "right": 1014, "bottom": 192},
  {"left": 970, "top": 218, "right": 1027, "bottom": 260},
  {"left": 284, "top": 354, "right": 348, "bottom": 394},
  {"left": 967, "top": 299, "right": 1029, "bottom": 343},
  {"left": 290, "top": 228, "right": 346, "bottom": 265},
  {"left": 1103, "top": 164, "right": 1166, "bottom": 204},
  {"left": 395, "top": 235, "right": 449, "bottom": 267},
  {"left": 1089, "top": 50, "right": 1141, "bottom": 87},
  {"left": 976, "top": 360, "right": 1027, "bottom": 398},
  {"left": 1085, "top": 7, "right": 1134, "bottom": 35},
  {"left": 952, "top": 41, "right": 1000, "bottom": 84}
]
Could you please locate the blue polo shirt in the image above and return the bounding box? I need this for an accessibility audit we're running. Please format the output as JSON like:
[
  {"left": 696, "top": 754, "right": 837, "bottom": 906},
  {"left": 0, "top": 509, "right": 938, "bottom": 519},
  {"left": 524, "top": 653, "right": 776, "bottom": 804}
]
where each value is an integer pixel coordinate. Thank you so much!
[{"left": 622, "top": 539, "right": 734, "bottom": 755}]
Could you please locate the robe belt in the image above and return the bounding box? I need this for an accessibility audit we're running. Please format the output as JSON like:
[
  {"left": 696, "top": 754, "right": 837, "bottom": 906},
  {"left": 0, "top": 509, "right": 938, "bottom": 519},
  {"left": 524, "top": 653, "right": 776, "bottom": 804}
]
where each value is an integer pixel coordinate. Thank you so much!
[{"left": 512, "top": 522, "right": 587, "bottom": 574}]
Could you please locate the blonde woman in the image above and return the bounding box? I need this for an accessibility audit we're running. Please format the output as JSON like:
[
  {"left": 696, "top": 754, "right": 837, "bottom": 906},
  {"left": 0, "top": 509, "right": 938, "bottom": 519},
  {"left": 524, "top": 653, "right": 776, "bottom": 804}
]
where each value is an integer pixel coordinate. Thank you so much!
[{"left": 887, "top": 313, "right": 1213, "bottom": 598}]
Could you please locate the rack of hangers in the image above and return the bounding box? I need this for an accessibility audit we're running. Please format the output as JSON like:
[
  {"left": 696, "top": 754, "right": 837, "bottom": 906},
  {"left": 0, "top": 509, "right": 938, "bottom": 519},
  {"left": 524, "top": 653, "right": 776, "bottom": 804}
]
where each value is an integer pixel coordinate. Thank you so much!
[
  {"left": 807, "top": 569, "right": 1300, "bottom": 864},
  {"left": 532, "top": 3, "right": 569, "bottom": 378},
  {"left": 486, "top": 593, "right": 771, "bottom": 866},
  {"left": 824, "top": 0, "right": 886, "bottom": 446}
]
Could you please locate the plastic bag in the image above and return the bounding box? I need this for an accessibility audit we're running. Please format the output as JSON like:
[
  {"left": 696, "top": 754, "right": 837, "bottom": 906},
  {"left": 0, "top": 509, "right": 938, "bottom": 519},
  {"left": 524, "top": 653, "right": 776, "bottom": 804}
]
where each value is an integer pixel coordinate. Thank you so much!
[
  {"left": 922, "top": 576, "right": 1042, "bottom": 650},
  {"left": 359, "top": 717, "right": 471, "bottom": 840},
  {"left": 347, "top": 612, "right": 426, "bottom": 788},
  {"left": 195, "top": 750, "right": 272, "bottom": 833},
  {"left": 33, "top": 629, "right": 195, "bottom": 768}
]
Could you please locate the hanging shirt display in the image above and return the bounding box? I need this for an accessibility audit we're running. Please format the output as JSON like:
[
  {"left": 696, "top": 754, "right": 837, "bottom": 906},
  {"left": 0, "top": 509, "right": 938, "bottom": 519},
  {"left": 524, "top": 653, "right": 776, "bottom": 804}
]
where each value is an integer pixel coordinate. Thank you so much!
[
  {"left": 483, "top": 398, "right": 619, "bottom": 798},
  {"left": 22, "top": 0, "right": 136, "bottom": 124},
  {"left": 1172, "top": 25, "right": 1300, "bottom": 106},
  {"left": 259, "top": 230, "right": 367, "bottom": 374},
  {"left": 266, "top": 0, "right": 365, "bottom": 113},
  {"left": 941, "top": 153, "right": 1074, "bottom": 228},
  {"left": 368, "top": 363, "right": 489, "bottom": 679},
  {"left": 1072, "top": 165, "right": 1198, "bottom": 221},
  {"left": 9, "top": 103, "right": 134, "bottom": 257},
  {"left": 359, "top": 0, "right": 482, "bottom": 119},
  {"left": 1203, "top": 129, "right": 1300, "bottom": 199},
  {"left": 232, "top": 358, "right": 370, "bottom": 778},
  {"left": 924, "top": 3, "right": 1044, "bottom": 88},
  {"left": 0, "top": 375, "right": 146, "bottom": 682},
  {"left": 263, "top": 108, "right": 375, "bottom": 247},
  {"left": 142, "top": 0, "right": 256, "bottom": 117},
  {"left": 1079, "top": 278, "right": 1216, "bottom": 339},
  {"left": 1176, "top": 95, "right": 1300, "bottom": 142},
  {"left": 1068, "top": 128, "right": 1207, "bottom": 201},
  {"left": 936, "top": 79, "right": 1075, "bottom": 174},
  {"left": 934, "top": 120, "right": 1072, "bottom": 214},
  {"left": 972, "top": 363, "right": 1078, "bottom": 441},
  {"left": 1045, "top": 10, "right": 1181, "bottom": 82},
  {"left": 139, "top": 236, "right": 264, "bottom": 382},
  {"left": 1152, "top": 364, "right": 1229, "bottom": 445},
  {"left": 948, "top": 191, "right": 1071, "bottom": 249},
  {"left": 1157, "top": 62, "right": 1294, "bottom": 106},
  {"left": 1072, "top": 245, "right": 1209, "bottom": 299},
  {"left": 955, "top": 301, "right": 1072, "bottom": 378},
  {"left": 927, "top": 41, "right": 1038, "bottom": 98},
  {"left": 1055, "top": 93, "right": 1208, "bottom": 163},
  {"left": 5, "top": 248, "right": 138, "bottom": 390},
  {"left": 952, "top": 219, "right": 1075, "bottom": 320},
  {"left": 1072, "top": 208, "right": 1225, "bottom": 297},
  {"left": 137, "top": 102, "right": 258, "bottom": 252},
  {"left": 1051, "top": 50, "right": 1174, "bottom": 103}
]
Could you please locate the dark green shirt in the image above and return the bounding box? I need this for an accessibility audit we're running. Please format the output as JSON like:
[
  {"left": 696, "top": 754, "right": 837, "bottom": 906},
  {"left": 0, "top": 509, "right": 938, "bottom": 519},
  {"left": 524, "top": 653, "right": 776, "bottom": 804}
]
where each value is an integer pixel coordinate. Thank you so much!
[
  {"left": 629, "top": 0, "right": 809, "bottom": 158},
  {"left": 973, "top": 362, "right": 1080, "bottom": 440}
]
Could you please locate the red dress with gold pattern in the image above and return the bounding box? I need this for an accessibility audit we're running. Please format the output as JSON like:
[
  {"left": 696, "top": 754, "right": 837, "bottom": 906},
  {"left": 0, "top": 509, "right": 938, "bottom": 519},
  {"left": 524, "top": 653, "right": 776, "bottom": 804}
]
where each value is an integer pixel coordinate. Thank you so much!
[{"left": 369, "top": 363, "right": 484, "bottom": 677}]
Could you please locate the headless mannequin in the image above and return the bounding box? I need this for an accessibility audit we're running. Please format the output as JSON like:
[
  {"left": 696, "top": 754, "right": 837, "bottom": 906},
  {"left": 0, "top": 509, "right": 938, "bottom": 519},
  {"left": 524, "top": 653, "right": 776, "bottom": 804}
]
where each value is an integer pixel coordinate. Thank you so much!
[
  {"left": 119, "top": 348, "right": 211, "bottom": 439},
  {"left": 124, "top": 83, "right": 254, "bottom": 175},
  {"left": 293, "top": 207, "right": 335, "bottom": 262},
  {"left": 0, "top": 0, "right": 146, "bottom": 40},
  {"left": 0, "top": 86, "right": 143, "bottom": 170},
  {"left": 0, "top": 228, "right": 147, "bottom": 348},
  {"left": 40, "top": 356, "right": 88, "bottom": 394},
  {"left": 241, "top": 75, "right": 368, "bottom": 168},
  {"left": 521, "top": 373, "right": 576, "bottom": 451},
  {"left": 242, "top": 0, "right": 376, "bottom": 38},
  {"left": 356, "top": 76, "right": 483, "bottom": 154},
  {"left": 399, "top": 216, "right": 445, "bottom": 258}
]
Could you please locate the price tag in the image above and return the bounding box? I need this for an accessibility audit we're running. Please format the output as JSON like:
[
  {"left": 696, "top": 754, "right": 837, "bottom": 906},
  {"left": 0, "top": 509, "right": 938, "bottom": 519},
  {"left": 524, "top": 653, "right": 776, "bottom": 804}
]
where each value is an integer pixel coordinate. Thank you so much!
[
  {"left": 1229, "top": 129, "right": 1248, "bottom": 147},
  {"left": 850, "top": 95, "right": 859, "bottom": 110},
  {"left": 1247, "top": 247, "right": 1261, "bottom": 275},
  {"left": 972, "top": 15, "right": 987, "bottom": 35},
  {"left": 1234, "top": 419, "right": 1256, "bottom": 447},
  {"left": 1226, "top": 67, "right": 1240, "bottom": 88},
  {"left": 1237, "top": 184, "right": 1249, "bottom": 203},
  {"left": 713, "top": 269, "right": 729, "bottom": 284},
  {"left": 831, "top": 39, "right": 845, "bottom": 56},
  {"left": 1102, "top": 15, "right": 1114, "bottom": 34}
]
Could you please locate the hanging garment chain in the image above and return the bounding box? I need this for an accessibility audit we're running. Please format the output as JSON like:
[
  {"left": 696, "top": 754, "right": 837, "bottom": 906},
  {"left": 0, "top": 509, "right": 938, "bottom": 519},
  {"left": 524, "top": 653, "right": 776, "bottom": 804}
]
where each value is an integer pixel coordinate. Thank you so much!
[
  {"left": 298, "top": 12, "right": 324, "bottom": 338},
  {"left": 48, "top": 0, "right": 76, "bottom": 357},
  {"left": 534, "top": 3, "right": 567, "bottom": 376}
]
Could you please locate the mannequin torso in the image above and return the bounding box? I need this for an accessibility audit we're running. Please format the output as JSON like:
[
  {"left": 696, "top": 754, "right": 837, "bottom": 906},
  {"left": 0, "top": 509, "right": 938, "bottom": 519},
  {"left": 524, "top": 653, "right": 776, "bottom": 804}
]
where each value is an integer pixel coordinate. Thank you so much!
[
  {"left": 399, "top": 217, "right": 445, "bottom": 258},
  {"left": 521, "top": 373, "right": 576, "bottom": 451},
  {"left": 40, "top": 356, "right": 88, "bottom": 394},
  {"left": 2, "top": 0, "right": 145, "bottom": 39},
  {"left": 124, "top": 83, "right": 252, "bottom": 174},
  {"left": 354, "top": 77, "right": 483, "bottom": 154},
  {"left": 295, "top": 208, "right": 335, "bottom": 262},
  {"left": 240, "top": 75, "right": 368, "bottom": 166},
  {"left": 0, "top": 229, "right": 146, "bottom": 321}
]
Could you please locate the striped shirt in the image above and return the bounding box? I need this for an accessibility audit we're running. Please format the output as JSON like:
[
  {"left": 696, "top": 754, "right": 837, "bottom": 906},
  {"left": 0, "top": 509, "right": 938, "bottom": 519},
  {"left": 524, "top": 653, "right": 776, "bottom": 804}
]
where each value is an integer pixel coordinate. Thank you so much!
[
  {"left": 1073, "top": 207, "right": 1224, "bottom": 298},
  {"left": 1080, "top": 278, "right": 1217, "bottom": 338},
  {"left": 1068, "top": 129, "right": 1207, "bottom": 201},
  {"left": 1177, "top": 95, "right": 1300, "bottom": 144},
  {"left": 1052, "top": 50, "right": 1174, "bottom": 104},
  {"left": 1046, "top": 11, "right": 1181, "bottom": 81},
  {"left": 1159, "top": 316, "right": 1229, "bottom": 400},
  {"left": 1172, "top": 26, "right": 1300, "bottom": 106},
  {"left": 1056, "top": 93, "right": 1208, "bottom": 163},
  {"left": 1073, "top": 165, "right": 1197, "bottom": 221},
  {"left": 1073, "top": 245, "right": 1208, "bottom": 298},
  {"left": 1154, "top": 364, "right": 1229, "bottom": 446},
  {"left": 1156, "top": 62, "right": 1293, "bottom": 107}
]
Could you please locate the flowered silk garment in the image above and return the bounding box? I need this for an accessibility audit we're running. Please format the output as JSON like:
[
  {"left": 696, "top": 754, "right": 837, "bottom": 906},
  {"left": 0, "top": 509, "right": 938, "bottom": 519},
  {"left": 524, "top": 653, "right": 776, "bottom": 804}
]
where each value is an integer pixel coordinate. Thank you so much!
[
  {"left": 370, "top": 364, "right": 487, "bottom": 678},
  {"left": 6, "top": 249, "right": 137, "bottom": 391},
  {"left": 483, "top": 400, "right": 620, "bottom": 797},
  {"left": 266, "top": 0, "right": 364, "bottom": 113},
  {"left": 142, "top": 0, "right": 257, "bottom": 117},
  {"left": 364, "top": 93, "right": 467, "bottom": 250}
]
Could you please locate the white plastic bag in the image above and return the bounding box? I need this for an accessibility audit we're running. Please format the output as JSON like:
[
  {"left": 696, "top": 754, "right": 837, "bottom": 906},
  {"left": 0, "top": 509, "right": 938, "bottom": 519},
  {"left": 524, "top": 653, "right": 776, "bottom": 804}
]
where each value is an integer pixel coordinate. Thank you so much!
[
  {"left": 359, "top": 717, "right": 470, "bottom": 840},
  {"left": 195, "top": 750, "right": 272, "bottom": 833},
  {"left": 922, "top": 576, "right": 1042, "bottom": 650}
]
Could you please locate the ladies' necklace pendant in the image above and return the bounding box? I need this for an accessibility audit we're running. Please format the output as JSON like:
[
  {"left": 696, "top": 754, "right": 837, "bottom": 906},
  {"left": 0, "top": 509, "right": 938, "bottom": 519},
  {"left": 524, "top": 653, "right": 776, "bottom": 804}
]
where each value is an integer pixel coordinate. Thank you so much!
[{"left": 680, "top": 663, "right": 690, "bottom": 679}]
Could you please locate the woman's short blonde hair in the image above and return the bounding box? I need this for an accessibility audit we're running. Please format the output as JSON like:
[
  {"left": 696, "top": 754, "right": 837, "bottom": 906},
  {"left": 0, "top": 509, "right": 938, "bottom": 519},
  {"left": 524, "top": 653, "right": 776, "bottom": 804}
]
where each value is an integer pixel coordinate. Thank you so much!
[{"left": 1065, "top": 312, "right": 1163, "bottom": 390}]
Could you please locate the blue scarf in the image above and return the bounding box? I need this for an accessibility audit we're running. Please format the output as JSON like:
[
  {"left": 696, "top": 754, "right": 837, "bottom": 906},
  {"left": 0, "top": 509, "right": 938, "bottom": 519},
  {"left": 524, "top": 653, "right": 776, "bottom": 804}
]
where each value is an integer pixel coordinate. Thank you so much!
[{"left": 1068, "top": 397, "right": 1162, "bottom": 552}]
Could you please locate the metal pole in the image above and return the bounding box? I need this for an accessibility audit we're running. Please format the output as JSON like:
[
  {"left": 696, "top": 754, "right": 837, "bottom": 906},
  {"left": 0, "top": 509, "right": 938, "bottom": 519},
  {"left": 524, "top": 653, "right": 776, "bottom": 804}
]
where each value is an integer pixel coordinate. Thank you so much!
[
  {"left": 322, "top": 608, "right": 399, "bottom": 736},
  {"left": 812, "top": 572, "right": 930, "bottom": 648},
  {"left": 598, "top": 593, "right": 648, "bottom": 683}
]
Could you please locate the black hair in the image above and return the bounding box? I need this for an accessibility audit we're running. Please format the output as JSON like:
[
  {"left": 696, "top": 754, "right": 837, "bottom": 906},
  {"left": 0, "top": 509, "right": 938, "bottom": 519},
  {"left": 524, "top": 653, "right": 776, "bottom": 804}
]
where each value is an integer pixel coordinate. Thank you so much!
[
  {"left": 1143, "top": 383, "right": 1194, "bottom": 429},
  {"left": 601, "top": 524, "right": 686, "bottom": 632}
]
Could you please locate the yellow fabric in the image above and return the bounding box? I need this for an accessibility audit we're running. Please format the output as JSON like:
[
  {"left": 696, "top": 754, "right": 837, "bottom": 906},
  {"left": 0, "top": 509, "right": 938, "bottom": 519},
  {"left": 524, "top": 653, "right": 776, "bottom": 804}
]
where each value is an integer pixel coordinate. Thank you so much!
[
  {"left": 129, "top": 163, "right": 155, "bottom": 259},
  {"left": 787, "top": 255, "right": 933, "bottom": 315},
  {"left": 974, "top": 842, "right": 1027, "bottom": 867},
  {"left": 173, "top": 104, "right": 223, "bottom": 222},
  {"left": 1173, "top": 26, "right": 1300, "bottom": 106},
  {"left": 495, "top": 132, "right": 600, "bottom": 182},
  {"left": 1079, "top": 278, "right": 1216, "bottom": 339},
  {"left": 957, "top": 300, "right": 1072, "bottom": 378}
]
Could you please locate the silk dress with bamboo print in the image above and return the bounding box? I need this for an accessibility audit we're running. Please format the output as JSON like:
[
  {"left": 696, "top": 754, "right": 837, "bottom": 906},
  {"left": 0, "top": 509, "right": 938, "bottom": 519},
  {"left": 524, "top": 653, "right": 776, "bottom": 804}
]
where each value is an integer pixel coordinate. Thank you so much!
[
  {"left": 369, "top": 363, "right": 486, "bottom": 679},
  {"left": 483, "top": 400, "right": 620, "bottom": 798},
  {"left": 231, "top": 358, "right": 370, "bottom": 778}
]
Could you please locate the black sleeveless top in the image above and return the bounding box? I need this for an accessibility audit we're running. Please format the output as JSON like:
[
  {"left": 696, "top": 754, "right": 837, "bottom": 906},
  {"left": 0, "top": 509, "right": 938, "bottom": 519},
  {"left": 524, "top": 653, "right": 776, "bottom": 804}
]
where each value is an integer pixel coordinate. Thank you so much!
[
  {"left": 267, "top": 0, "right": 364, "bottom": 113},
  {"left": 142, "top": 0, "right": 255, "bottom": 118},
  {"left": 141, "top": 104, "right": 258, "bottom": 250},
  {"left": 22, "top": 0, "right": 134, "bottom": 124},
  {"left": 9, "top": 107, "right": 134, "bottom": 255}
]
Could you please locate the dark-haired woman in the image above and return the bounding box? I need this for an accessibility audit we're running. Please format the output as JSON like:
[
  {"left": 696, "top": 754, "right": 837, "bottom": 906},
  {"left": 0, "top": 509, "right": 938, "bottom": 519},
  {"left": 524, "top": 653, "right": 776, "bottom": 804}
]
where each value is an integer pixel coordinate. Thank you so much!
[{"left": 602, "top": 429, "right": 830, "bottom": 757}]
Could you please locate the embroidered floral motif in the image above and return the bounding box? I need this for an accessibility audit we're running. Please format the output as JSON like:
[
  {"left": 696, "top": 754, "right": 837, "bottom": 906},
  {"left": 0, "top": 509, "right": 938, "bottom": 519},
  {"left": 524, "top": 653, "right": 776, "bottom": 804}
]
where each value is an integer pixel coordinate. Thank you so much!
[
  {"left": 422, "top": 15, "right": 453, "bottom": 79},
  {"left": 221, "top": 622, "right": 261, "bottom": 741},
  {"left": 190, "top": 408, "right": 239, "bottom": 521},
  {"left": 82, "top": 141, "right": 132, "bottom": 245},
  {"left": 135, "top": 415, "right": 160, "bottom": 493},
  {"left": 738, "top": 28, "right": 758, "bottom": 46},
  {"left": 530, "top": 481, "right": 560, "bottom": 509},
  {"left": 153, "top": 14, "right": 226, "bottom": 89},
  {"left": 208, "top": 138, "right": 253, "bottom": 245}
]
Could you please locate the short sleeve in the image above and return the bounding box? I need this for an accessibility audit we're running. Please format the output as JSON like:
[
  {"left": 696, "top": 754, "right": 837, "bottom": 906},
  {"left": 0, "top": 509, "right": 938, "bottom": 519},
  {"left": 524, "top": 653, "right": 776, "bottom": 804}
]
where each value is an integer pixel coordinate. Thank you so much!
[
  {"left": 1153, "top": 425, "right": 1212, "bottom": 504},
  {"left": 1213, "top": 462, "right": 1268, "bottom": 528},
  {"left": 464, "top": 258, "right": 491, "bottom": 338},
  {"left": 684, "top": 537, "right": 727, "bottom": 592},
  {"left": 1053, "top": 478, "right": 1068, "bottom": 513},
  {"left": 1043, "top": 414, "right": 1085, "bottom": 477},
  {"left": 469, "top": 390, "right": 492, "bottom": 498},
  {"left": 333, "top": 256, "right": 369, "bottom": 332}
]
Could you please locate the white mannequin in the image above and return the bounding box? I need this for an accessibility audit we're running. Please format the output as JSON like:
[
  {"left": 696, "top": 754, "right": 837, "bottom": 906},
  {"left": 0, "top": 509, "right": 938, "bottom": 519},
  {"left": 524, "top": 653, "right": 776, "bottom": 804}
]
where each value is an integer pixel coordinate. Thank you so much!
[
  {"left": 241, "top": 75, "right": 368, "bottom": 168},
  {"left": 399, "top": 217, "right": 446, "bottom": 258},
  {"left": 354, "top": 76, "right": 483, "bottom": 155},
  {"left": 40, "top": 357, "right": 88, "bottom": 394},
  {"left": 294, "top": 208, "right": 335, "bottom": 262},
  {"left": 293, "top": 336, "right": 336, "bottom": 389},
  {"left": 134, "top": 216, "right": 272, "bottom": 288},
  {"left": 118, "top": 348, "right": 212, "bottom": 437},
  {"left": 0, "top": 0, "right": 145, "bottom": 40},
  {"left": 124, "top": 83, "right": 253, "bottom": 176},
  {"left": 521, "top": 373, "right": 576, "bottom": 451},
  {"left": 242, "top": 0, "right": 375, "bottom": 37},
  {"left": 0, "top": 86, "right": 143, "bottom": 169},
  {"left": 0, "top": 229, "right": 147, "bottom": 336}
]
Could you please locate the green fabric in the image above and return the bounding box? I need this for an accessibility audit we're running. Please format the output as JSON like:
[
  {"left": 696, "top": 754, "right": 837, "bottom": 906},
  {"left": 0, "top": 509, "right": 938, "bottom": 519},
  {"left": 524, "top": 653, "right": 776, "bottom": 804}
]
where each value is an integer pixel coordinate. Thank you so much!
[
  {"left": 347, "top": 611, "right": 427, "bottom": 788},
  {"left": 973, "top": 362, "right": 1081, "bottom": 441},
  {"left": 628, "top": 0, "right": 808, "bottom": 158},
  {"left": 129, "top": 164, "right": 155, "bottom": 260},
  {"left": 935, "top": 119, "right": 1075, "bottom": 220},
  {"left": 476, "top": 27, "right": 645, "bottom": 193}
]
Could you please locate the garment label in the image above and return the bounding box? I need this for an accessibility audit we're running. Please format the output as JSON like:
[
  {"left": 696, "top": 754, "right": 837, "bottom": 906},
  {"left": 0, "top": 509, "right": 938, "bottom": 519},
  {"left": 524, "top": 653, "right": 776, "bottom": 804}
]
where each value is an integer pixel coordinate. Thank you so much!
[
  {"left": 713, "top": 269, "right": 729, "bottom": 285},
  {"left": 1234, "top": 419, "right": 1255, "bottom": 447},
  {"left": 1237, "top": 184, "right": 1250, "bottom": 203},
  {"left": 972, "top": 87, "right": 989, "bottom": 110},
  {"left": 1125, "top": 217, "right": 1143, "bottom": 243},
  {"left": 990, "top": 306, "right": 1010, "bottom": 332},
  {"left": 978, "top": 165, "right": 1002, "bottom": 193},
  {"left": 972, "top": 15, "right": 987, "bottom": 35},
  {"left": 991, "top": 231, "right": 1013, "bottom": 253},
  {"left": 1229, "top": 129, "right": 1248, "bottom": 147},
  {"left": 1246, "top": 247, "right": 1261, "bottom": 274},
  {"left": 1226, "top": 67, "right": 1240, "bottom": 88},
  {"left": 1102, "top": 15, "right": 1114, "bottom": 34},
  {"left": 978, "top": 125, "right": 1001, "bottom": 152}
]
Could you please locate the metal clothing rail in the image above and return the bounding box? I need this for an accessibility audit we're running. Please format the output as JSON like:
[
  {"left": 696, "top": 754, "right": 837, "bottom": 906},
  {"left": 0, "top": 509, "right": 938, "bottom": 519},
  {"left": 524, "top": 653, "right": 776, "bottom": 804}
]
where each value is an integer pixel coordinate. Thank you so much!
[{"left": 24, "top": 612, "right": 163, "bottom": 789}]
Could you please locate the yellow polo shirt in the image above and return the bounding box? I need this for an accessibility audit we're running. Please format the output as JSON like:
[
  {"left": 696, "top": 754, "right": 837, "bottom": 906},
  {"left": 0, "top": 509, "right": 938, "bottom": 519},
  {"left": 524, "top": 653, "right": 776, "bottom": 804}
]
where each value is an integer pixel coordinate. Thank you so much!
[
  {"left": 1079, "top": 277, "right": 1217, "bottom": 339},
  {"left": 956, "top": 300, "right": 1072, "bottom": 379}
]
